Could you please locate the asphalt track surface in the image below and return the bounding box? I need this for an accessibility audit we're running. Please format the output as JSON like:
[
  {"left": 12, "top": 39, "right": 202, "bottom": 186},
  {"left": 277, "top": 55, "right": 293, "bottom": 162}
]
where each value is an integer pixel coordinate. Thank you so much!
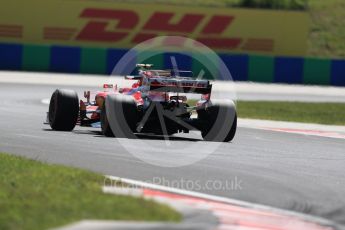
[{"left": 1, "top": 83, "right": 345, "bottom": 228}]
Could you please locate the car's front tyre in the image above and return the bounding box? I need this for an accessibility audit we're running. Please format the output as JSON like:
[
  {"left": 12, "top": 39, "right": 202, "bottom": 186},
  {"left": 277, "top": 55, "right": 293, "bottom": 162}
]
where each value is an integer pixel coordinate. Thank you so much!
[{"left": 48, "top": 89, "right": 79, "bottom": 131}]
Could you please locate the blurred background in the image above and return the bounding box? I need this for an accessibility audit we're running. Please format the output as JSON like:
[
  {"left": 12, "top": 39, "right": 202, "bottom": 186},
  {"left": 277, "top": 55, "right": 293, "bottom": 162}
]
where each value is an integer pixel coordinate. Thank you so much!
[{"left": 0, "top": 0, "right": 344, "bottom": 85}]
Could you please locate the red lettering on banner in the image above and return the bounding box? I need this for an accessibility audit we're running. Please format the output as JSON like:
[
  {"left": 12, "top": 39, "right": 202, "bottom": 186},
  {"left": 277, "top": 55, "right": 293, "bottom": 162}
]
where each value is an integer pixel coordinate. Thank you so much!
[
  {"left": 68, "top": 8, "right": 274, "bottom": 52},
  {"left": 80, "top": 8, "right": 138, "bottom": 29},
  {"left": 196, "top": 38, "right": 242, "bottom": 49},
  {"left": 162, "top": 36, "right": 188, "bottom": 46},
  {"left": 44, "top": 27, "right": 76, "bottom": 40},
  {"left": 143, "top": 12, "right": 204, "bottom": 33},
  {"left": 0, "top": 24, "right": 23, "bottom": 38},
  {"left": 201, "top": 16, "right": 234, "bottom": 34},
  {"left": 76, "top": 8, "right": 138, "bottom": 42},
  {"left": 241, "top": 38, "right": 274, "bottom": 52},
  {"left": 197, "top": 15, "right": 241, "bottom": 49},
  {"left": 77, "top": 21, "right": 128, "bottom": 42},
  {"left": 131, "top": 33, "right": 158, "bottom": 43}
]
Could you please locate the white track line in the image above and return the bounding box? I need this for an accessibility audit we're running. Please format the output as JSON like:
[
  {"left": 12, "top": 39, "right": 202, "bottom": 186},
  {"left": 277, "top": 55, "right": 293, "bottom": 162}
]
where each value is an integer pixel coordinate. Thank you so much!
[
  {"left": 239, "top": 118, "right": 345, "bottom": 139},
  {"left": 105, "top": 175, "right": 336, "bottom": 228}
]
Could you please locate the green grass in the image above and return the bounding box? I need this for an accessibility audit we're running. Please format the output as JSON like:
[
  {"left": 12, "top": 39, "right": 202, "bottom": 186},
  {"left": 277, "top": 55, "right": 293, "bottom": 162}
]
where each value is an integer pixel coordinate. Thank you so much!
[
  {"left": 0, "top": 153, "right": 180, "bottom": 230},
  {"left": 237, "top": 101, "right": 345, "bottom": 125},
  {"left": 307, "top": 0, "right": 345, "bottom": 57},
  {"left": 117, "top": 0, "right": 345, "bottom": 58},
  {"left": 189, "top": 100, "right": 345, "bottom": 125}
]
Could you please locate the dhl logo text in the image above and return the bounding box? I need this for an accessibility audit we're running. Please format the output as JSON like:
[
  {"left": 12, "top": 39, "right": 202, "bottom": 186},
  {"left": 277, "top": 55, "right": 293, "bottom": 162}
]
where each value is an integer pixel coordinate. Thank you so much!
[{"left": 43, "top": 8, "right": 274, "bottom": 52}]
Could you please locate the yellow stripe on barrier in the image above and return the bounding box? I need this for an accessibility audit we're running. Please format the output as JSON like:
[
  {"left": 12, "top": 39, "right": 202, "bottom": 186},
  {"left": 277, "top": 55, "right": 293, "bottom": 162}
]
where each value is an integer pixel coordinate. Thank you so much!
[{"left": 0, "top": 0, "right": 309, "bottom": 56}]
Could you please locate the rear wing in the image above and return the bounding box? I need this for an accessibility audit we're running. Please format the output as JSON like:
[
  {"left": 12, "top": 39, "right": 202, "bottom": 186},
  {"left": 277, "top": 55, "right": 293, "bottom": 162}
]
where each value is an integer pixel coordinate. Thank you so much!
[{"left": 148, "top": 78, "right": 212, "bottom": 94}]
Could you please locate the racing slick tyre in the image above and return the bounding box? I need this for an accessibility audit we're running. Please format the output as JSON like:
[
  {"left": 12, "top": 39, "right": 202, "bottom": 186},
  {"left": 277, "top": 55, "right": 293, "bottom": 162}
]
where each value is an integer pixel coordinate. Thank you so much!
[
  {"left": 104, "top": 94, "right": 138, "bottom": 138},
  {"left": 100, "top": 103, "right": 114, "bottom": 137},
  {"left": 49, "top": 89, "right": 79, "bottom": 131},
  {"left": 197, "top": 99, "right": 237, "bottom": 142}
]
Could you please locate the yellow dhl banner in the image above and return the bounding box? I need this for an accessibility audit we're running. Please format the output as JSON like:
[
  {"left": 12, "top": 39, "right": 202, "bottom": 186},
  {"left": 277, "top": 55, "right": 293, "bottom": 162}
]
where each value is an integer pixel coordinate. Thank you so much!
[{"left": 0, "top": 0, "right": 309, "bottom": 56}]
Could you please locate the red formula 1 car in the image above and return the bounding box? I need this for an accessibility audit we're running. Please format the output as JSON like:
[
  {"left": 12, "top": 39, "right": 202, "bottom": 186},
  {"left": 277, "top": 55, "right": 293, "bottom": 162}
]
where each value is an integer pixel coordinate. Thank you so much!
[{"left": 47, "top": 64, "right": 237, "bottom": 142}]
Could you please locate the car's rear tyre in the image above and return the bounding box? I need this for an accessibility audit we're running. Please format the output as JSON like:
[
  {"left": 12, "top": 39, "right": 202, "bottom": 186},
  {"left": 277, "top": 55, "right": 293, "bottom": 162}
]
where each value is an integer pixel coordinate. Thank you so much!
[
  {"left": 100, "top": 103, "right": 114, "bottom": 137},
  {"left": 49, "top": 89, "right": 79, "bottom": 131},
  {"left": 104, "top": 94, "right": 138, "bottom": 138},
  {"left": 198, "top": 100, "right": 237, "bottom": 142}
]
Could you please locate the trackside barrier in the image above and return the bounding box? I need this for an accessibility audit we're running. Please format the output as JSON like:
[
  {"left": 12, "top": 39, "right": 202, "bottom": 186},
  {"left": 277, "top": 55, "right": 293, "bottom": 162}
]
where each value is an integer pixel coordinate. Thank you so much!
[{"left": 0, "top": 43, "right": 344, "bottom": 86}]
